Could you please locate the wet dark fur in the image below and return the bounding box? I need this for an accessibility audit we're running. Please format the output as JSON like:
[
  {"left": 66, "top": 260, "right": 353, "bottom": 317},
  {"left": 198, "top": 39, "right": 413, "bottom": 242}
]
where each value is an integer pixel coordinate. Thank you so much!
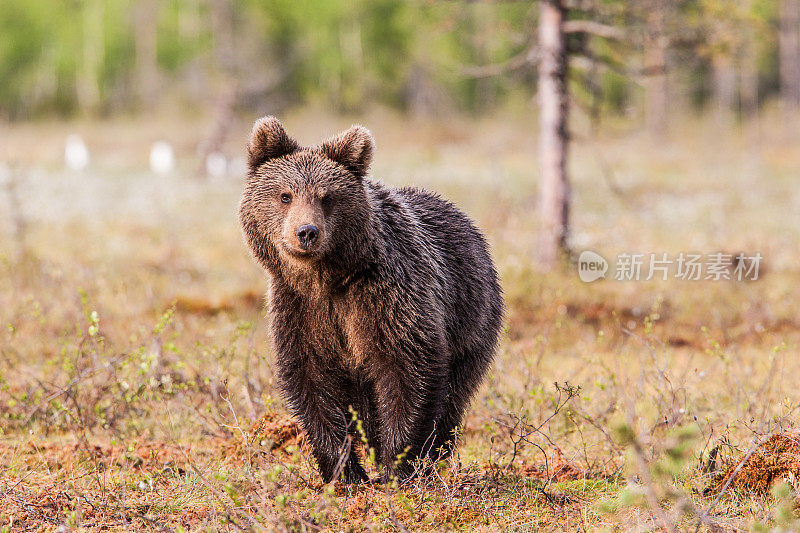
[{"left": 239, "top": 116, "right": 504, "bottom": 483}]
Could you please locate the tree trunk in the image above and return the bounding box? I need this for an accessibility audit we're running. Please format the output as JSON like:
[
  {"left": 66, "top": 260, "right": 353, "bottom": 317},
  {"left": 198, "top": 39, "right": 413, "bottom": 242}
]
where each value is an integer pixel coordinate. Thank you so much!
[
  {"left": 134, "top": 0, "right": 159, "bottom": 110},
  {"left": 78, "top": 0, "right": 103, "bottom": 113},
  {"left": 211, "top": 0, "right": 236, "bottom": 74},
  {"left": 644, "top": 0, "right": 668, "bottom": 137},
  {"left": 711, "top": 54, "right": 736, "bottom": 127},
  {"left": 473, "top": 2, "right": 496, "bottom": 111},
  {"left": 406, "top": 63, "right": 441, "bottom": 117},
  {"left": 779, "top": 0, "right": 800, "bottom": 108},
  {"left": 338, "top": 13, "right": 365, "bottom": 112},
  {"left": 739, "top": 21, "right": 759, "bottom": 118},
  {"left": 739, "top": 3, "right": 760, "bottom": 153},
  {"left": 538, "top": 0, "right": 570, "bottom": 268},
  {"left": 198, "top": 0, "right": 237, "bottom": 178}
]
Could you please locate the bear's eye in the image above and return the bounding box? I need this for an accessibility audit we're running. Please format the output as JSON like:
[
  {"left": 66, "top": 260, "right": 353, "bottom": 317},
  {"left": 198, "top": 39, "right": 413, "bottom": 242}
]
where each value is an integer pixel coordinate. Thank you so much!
[{"left": 280, "top": 193, "right": 292, "bottom": 204}]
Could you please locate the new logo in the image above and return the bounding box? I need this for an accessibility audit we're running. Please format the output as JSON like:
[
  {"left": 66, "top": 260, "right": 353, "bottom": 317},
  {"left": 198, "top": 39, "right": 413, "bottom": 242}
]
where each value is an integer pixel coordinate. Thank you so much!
[{"left": 578, "top": 250, "right": 608, "bottom": 282}]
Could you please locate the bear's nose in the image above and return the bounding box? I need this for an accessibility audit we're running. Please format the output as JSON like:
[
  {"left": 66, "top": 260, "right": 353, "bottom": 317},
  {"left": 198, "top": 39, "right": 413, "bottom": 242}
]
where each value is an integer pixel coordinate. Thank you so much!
[{"left": 296, "top": 224, "right": 319, "bottom": 248}]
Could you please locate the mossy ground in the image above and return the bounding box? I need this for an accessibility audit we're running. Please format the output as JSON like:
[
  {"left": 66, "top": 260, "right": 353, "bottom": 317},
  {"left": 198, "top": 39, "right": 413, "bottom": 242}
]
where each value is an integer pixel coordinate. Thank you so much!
[{"left": 1, "top": 107, "right": 799, "bottom": 531}]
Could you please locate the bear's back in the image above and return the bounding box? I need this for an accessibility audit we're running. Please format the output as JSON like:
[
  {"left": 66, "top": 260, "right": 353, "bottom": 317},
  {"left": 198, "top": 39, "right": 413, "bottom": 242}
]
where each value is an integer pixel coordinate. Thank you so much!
[{"left": 389, "top": 184, "right": 503, "bottom": 354}]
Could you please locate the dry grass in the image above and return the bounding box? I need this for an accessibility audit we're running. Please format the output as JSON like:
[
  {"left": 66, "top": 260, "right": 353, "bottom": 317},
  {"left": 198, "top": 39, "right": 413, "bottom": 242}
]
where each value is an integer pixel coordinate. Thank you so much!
[
  {"left": 1, "top": 106, "right": 800, "bottom": 531},
  {"left": 706, "top": 434, "right": 800, "bottom": 496}
]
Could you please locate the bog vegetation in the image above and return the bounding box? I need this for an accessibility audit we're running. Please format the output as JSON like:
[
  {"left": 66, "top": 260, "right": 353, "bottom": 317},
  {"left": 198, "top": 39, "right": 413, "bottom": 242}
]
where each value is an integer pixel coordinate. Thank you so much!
[
  {"left": 1, "top": 109, "right": 799, "bottom": 530},
  {"left": 2, "top": 0, "right": 800, "bottom": 531}
]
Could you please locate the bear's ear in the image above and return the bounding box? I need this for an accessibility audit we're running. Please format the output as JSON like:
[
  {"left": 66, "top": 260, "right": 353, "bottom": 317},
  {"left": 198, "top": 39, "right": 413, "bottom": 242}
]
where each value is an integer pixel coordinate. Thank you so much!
[
  {"left": 319, "top": 125, "right": 374, "bottom": 177},
  {"left": 247, "top": 116, "right": 299, "bottom": 172}
]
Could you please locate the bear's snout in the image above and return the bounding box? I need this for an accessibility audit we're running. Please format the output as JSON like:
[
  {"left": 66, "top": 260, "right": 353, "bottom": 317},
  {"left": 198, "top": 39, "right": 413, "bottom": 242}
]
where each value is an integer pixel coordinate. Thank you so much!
[
  {"left": 280, "top": 195, "right": 325, "bottom": 255},
  {"left": 296, "top": 224, "right": 319, "bottom": 248}
]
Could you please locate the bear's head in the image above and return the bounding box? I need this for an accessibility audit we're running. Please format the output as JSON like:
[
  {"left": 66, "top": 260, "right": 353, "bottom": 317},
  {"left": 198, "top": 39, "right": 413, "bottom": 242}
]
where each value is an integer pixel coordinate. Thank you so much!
[{"left": 239, "top": 116, "right": 374, "bottom": 275}]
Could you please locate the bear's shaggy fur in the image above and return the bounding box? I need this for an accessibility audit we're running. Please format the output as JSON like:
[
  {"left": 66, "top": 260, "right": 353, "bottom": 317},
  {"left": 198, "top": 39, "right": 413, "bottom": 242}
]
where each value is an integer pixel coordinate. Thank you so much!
[{"left": 239, "top": 117, "right": 504, "bottom": 483}]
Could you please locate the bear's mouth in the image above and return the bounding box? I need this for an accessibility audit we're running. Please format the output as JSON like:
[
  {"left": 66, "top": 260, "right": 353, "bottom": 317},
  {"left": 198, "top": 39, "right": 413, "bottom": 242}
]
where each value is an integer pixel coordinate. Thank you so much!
[{"left": 282, "top": 243, "right": 319, "bottom": 260}]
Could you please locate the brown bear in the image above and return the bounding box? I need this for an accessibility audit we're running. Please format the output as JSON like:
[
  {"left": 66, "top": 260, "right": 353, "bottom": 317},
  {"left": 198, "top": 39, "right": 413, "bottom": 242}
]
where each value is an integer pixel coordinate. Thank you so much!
[{"left": 239, "top": 116, "right": 504, "bottom": 483}]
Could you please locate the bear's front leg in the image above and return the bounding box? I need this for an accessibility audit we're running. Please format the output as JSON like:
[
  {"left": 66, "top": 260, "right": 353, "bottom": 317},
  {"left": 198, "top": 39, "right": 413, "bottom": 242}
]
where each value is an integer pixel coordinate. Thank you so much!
[
  {"left": 275, "top": 347, "right": 368, "bottom": 484},
  {"left": 368, "top": 334, "right": 449, "bottom": 482},
  {"left": 344, "top": 283, "right": 450, "bottom": 482},
  {"left": 373, "top": 361, "right": 448, "bottom": 480}
]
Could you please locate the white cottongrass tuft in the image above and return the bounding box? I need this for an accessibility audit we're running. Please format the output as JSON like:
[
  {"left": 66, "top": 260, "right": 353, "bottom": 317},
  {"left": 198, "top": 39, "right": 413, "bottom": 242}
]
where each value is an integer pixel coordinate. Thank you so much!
[
  {"left": 65, "top": 134, "right": 90, "bottom": 171},
  {"left": 150, "top": 141, "right": 176, "bottom": 175}
]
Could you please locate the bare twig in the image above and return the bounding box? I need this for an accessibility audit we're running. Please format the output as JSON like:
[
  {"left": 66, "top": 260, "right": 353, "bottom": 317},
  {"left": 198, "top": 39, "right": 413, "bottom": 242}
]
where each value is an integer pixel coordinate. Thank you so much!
[
  {"left": 628, "top": 431, "right": 677, "bottom": 532},
  {"left": 562, "top": 19, "right": 625, "bottom": 40},
  {"left": 694, "top": 435, "right": 768, "bottom": 533},
  {"left": 460, "top": 46, "right": 538, "bottom": 78}
]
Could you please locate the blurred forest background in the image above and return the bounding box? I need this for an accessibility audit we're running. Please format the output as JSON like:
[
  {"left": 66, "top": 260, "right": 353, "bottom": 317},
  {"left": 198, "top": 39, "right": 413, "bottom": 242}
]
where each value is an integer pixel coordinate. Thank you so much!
[{"left": 1, "top": 0, "right": 798, "bottom": 126}]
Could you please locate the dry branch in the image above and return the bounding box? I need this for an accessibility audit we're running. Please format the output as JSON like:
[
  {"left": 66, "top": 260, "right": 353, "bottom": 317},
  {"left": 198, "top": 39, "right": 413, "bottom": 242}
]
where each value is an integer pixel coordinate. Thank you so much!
[{"left": 562, "top": 19, "right": 625, "bottom": 40}]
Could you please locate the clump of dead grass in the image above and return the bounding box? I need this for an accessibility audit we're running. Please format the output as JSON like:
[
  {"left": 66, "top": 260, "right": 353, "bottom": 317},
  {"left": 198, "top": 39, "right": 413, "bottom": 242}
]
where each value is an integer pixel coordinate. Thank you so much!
[
  {"left": 706, "top": 433, "right": 800, "bottom": 495},
  {"left": 246, "top": 411, "right": 303, "bottom": 451}
]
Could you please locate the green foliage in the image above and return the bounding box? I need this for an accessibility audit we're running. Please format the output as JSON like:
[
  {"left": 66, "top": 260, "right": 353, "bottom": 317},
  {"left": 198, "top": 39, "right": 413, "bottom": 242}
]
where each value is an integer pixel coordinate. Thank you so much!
[
  {"left": 0, "top": 0, "right": 786, "bottom": 119},
  {"left": 0, "top": 0, "right": 778, "bottom": 118},
  {"left": 0, "top": 0, "right": 50, "bottom": 116}
]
